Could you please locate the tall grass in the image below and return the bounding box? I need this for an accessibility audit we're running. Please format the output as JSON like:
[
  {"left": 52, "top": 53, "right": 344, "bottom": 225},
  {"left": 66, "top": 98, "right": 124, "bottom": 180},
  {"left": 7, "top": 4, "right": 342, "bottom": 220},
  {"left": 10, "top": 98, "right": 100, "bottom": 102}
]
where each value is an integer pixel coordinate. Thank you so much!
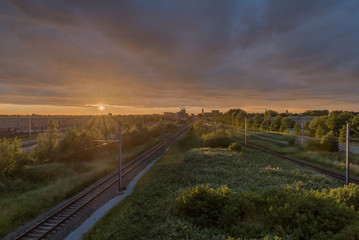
[{"left": 83, "top": 130, "right": 343, "bottom": 240}]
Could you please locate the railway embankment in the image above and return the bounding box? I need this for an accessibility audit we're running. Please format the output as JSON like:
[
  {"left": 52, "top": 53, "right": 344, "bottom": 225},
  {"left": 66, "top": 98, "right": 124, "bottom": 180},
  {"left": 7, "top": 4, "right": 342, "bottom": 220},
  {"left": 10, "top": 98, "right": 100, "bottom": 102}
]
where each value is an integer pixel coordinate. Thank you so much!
[{"left": 83, "top": 127, "right": 359, "bottom": 240}]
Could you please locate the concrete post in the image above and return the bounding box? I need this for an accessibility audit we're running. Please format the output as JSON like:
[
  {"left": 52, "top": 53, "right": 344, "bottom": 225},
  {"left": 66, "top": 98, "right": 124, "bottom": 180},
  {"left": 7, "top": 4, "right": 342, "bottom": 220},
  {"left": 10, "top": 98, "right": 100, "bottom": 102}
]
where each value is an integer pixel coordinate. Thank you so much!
[
  {"left": 245, "top": 116, "right": 247, "bottom": 147},
  {"left": 301, "top": 116, "right": 304, "bottom": 144},
  {"left": 346, "top": 123, "right": 350, "bottom": 185},
  {"left": 118, "top": 124, "right": 123, "bottom": 193}
]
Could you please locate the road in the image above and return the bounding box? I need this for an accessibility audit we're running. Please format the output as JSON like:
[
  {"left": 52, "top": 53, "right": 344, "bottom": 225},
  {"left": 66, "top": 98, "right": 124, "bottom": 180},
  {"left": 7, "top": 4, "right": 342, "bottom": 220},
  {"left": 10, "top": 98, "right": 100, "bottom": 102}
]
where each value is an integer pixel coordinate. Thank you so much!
[{"left": 21, "top": 139, "right": 37, "bottom": 152}]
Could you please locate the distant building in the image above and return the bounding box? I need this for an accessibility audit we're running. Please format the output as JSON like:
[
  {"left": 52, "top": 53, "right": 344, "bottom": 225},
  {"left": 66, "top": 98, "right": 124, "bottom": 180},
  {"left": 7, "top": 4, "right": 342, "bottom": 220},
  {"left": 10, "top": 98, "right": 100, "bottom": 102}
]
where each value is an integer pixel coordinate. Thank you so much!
[
  {"left": 289, "top": 116, "right": 317, "bottom": 125},
  {"left": 203, "top": 110, "right": 222, "bottom": 117},
  {"left": 0, "top": 116, "right": 85, "bottom": 132},
  {"left": 177, "top": 108, "right": 188, "bottom": 119},
  {"left": 211, "top": 110, "right": 221, "bottom": 116},
  {"left": 163, "top": 112, "right": 176, "bottom": 119}
]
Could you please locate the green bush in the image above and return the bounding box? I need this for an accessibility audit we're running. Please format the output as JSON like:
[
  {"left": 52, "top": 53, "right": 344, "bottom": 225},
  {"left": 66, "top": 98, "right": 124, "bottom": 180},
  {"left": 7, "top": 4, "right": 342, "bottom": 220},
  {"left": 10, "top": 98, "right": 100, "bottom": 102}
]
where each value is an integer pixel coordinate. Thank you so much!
[
  {"left": 325, "top": 183, "right": 359, "bottom": 211},
  {"left": 283, "top": 135, "right": 296, "bottom": 146},
  {"left": 228, "top": 142, "right": 241, "bottom": 152},
  {"left": 201, "top": 129, "right": 233, "bottom": 148},
  {"left": 306, "top": 131, "right": 338, "bottom": 152},
  {"left": 175, "top": 184, "right": 231, "bottom": 226},
  {"left": 58, "top": 127, "right": 102, "bottom": 154},
  {"left": 192, "top": 121, "right": 209, "bottom": 137},
  {"left": 177, "top": 133, "right": 203, "bottom": 149},
  {"left": 175, "top": 185, "right": 359, "bottom": 239},
  {"left": 0, "top": 138, "right": 26, "bottom": 178},
  {"left": 320, "top": 131, "right": 339, "bottom": 152},
  {"left": 262, "top": 188, "right": 357, "bottom": 239},
  {"left": 33, "top": 119, "right": 60, "bottom": 161}
]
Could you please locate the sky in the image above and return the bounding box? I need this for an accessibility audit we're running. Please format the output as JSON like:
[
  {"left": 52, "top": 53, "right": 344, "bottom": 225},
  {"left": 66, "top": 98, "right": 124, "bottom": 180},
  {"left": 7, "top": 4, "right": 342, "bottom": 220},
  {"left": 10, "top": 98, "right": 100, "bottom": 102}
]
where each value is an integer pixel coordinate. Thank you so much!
[{"left": 0, "top": 0, "right": 359, "bottom": 115}]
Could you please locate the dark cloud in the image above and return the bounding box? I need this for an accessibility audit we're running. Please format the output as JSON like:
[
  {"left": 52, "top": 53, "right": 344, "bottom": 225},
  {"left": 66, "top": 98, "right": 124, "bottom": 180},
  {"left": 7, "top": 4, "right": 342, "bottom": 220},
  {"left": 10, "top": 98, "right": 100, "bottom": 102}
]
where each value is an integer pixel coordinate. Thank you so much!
[{"left": 1, "top": 0, "right": 359, "bottom": 112}]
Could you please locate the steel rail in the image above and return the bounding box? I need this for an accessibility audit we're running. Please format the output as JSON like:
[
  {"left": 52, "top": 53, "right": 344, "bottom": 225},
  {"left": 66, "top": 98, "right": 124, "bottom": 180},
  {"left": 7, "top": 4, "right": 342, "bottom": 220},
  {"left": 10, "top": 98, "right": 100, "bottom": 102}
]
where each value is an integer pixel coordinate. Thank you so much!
[
  {"left": 13, "top": 123, "right": 191, "bottom": 240},
  {"left": 241, "top": 142, "right": 359, "bottom": 185},
  {"left": 215, "top": 122, "right": 359, "bottom": 184}
]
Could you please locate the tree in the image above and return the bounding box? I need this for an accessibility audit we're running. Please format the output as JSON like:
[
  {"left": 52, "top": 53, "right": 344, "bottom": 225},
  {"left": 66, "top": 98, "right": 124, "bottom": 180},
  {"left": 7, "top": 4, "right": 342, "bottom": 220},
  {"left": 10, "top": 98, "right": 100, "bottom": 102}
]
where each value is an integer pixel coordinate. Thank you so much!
[
  {"left": 247, "top": 118, "right": 254, "bottom": 130},
  {"left": 0, "top": 138, "right": 23, "bottom": 177},
  {"left": 33, "top": 119, "right": 59, "bottom": 161},
  {"left": 270, "top": 115, "right": 283, "bottom": 132},
  {"left": 320, "top": 131, "right": 339, "bottom": 152},
  {"left": 294, "top": 123, "right": 301, "bottom": 135},
  {"left": 351, "top": 114, "right": 359, "bottom": 137},
  {"left": 260, "top": 117, "right": 271, "bottom": 131},
  {"left": 280, "top": 117, "right": 294, "bottom": 132},
  {"left": 309, "top": 116, "right": 328, "bottom": 136},
  {"left": 303, "top": 110, "right": 329, "bottom": 116},
  {"left": 315, "top": 125, "right": 326, "bottom": 140},
  {"left": 253, "top": 114, "right": 263, "bottom": 129},
  {"left": 58, "top": 127, "right": 102, "bottom": 153},
  {"left": 326, "top": 111, "right": 342, "bottom": 136},
  {"left": 265, "top": 110, "right": 278, "bottom": 117},
  {"left": 339, "top": 125, "right": 346, "bottom": 144}
]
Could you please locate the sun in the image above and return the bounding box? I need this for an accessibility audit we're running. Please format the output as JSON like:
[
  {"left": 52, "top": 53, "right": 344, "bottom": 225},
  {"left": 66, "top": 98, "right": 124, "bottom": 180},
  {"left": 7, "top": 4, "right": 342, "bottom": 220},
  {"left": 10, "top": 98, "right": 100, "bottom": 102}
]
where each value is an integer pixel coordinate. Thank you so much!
[{"left": 99, "top": 105, "right": 104, "bottom": 110}]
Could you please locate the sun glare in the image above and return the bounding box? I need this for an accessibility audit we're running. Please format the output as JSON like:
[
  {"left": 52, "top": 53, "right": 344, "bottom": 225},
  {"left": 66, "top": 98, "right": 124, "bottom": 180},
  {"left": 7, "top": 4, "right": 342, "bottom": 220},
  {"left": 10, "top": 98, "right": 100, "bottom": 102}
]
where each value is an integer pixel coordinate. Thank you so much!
[{"left": 99, "top": 105, "right": 104, "bottom": 110}]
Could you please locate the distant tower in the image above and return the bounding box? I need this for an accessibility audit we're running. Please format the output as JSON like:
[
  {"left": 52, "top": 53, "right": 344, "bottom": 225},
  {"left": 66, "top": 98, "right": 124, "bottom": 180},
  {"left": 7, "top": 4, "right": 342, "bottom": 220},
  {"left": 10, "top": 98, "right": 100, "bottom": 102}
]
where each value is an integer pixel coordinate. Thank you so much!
[{"left": 202, "top": 108, "right": 204, "bottom": 115}]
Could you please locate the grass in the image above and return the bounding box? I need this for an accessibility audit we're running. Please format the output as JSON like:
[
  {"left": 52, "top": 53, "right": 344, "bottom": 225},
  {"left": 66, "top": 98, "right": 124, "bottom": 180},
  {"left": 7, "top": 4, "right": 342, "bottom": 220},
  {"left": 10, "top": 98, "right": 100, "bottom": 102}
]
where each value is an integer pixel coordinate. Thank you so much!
[
  {"left": 231, "top": 130, "right": 359, "bottom": 178},
  {"left": 0, "top": 130, "right": 177, "bottom": 238},
  {"left": 83, "top": 132, "right": 342, "bottom": 240}
]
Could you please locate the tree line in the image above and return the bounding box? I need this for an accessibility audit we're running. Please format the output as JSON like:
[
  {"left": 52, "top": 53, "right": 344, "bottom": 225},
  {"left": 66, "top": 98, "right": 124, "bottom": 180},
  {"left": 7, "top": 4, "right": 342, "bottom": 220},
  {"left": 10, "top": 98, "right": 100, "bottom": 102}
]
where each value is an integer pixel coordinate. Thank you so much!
[
  {"left": 0, "top": 116, "right": 186, "bottom": 179},
  {"left": 210, "top": 109, "right": 359, "bottom": 152}
]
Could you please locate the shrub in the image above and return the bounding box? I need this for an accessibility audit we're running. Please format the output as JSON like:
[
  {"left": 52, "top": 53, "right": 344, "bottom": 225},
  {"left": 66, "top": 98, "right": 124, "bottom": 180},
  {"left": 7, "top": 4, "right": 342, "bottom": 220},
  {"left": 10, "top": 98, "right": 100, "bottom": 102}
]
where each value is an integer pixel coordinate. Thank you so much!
[
  {"left": 0, "top": 138, "right": 25, "bottom": 177},
  {"left": 294, "top": 123, "right": 301, "bottom": 135},
  {"left": 325, "top": 183, "right": 359, "bottom": 211},
  {"left": 228, "top": 142, "right": 241, "bottom": 152},
  {"left": 320, "top": 131, "right": 338, "bottom": 152},
  {"left": 33, "top": 119, "right": 60, "bottom": 161},
  {"left": 165, "top": 122, "right": 176, "bottom": 130},
  {"left": 192, "top": 121, "right": 209, "bottom": 137},
  {"left": 177, "top": 134, "right": 203, "bottom": 149},
  {"left": 201, "top": 129, "right": 233, "bottom": 148},
  {"left": 175, "top": 184, "right": 231, "bottom": 226},
  {"left": 283, "top": 135, "right": 296, "bottom": 146},
  {"left": 305, "top": 131, "right": 338, "bottom": 152},
  {"left": 58, "top": 127, "right": 102, "bottom": 153},
  {"left": 262, "top": 188, "right": 357, "bottom": 239},
  {"left": 176, "top": 185, "right": 359, "bottom": 239},
  {"left": 305, "top": 140, "right": 321, "bottom": 151}
]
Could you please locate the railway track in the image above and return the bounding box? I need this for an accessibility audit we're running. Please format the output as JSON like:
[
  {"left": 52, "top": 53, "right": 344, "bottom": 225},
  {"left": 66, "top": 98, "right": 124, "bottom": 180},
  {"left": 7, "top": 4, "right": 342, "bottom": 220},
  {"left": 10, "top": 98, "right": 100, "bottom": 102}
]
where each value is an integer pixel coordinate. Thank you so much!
[
  {"left": 215, "top": 122, "right": 359, "bottom": 184},
  {"left": 12, "top": 124, "right": 191, "bottom": 240},
  {"left": 242, "top": 142, "right": 359, "bottom": 185}
]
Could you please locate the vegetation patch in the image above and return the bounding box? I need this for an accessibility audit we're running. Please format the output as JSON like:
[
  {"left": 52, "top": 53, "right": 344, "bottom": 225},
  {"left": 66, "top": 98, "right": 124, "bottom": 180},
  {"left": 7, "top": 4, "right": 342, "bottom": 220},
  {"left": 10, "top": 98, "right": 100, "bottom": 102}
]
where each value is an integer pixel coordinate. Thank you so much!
[
  {"left": 84, "top": 130, "right": 347, "bottom": 240},
  {"left": 176, "top": 184, "right": 359, "bottom": 239},
  {"left": 0, "top": 118, "right": 184, "bottom": 238}
]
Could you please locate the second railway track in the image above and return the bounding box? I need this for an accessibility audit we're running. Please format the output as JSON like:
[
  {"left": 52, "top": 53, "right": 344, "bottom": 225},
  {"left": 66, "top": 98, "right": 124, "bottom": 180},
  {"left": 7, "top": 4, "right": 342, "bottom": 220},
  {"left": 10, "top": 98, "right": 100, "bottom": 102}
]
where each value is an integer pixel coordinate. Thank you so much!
[
  {"left": 10, "top": 123, "right": 191, "bottom": 240},
  {"left": 241, "top": 141, "right": 359, "bottom": 185},
  {"left": 219, "top": 123, "right": 359, "bottom": 185}
]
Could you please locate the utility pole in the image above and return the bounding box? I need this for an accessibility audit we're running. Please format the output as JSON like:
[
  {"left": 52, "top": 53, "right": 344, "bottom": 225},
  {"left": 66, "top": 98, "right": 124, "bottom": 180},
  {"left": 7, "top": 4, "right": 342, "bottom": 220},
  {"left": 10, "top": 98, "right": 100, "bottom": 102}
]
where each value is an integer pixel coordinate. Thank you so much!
[
  {"left": 118, "top": 123, "right": 123, "bottom": 193},
  {"left": 346, "top": 123, "right": 350, "bottom": 185},
  {"left": 214, "top": 117, "right": 216, "bottom": 133},
  {"left": 162, "top": 117, "right": 165, "bottom": 151},
  {"left": 245, "top": 116, "right": 247, "bottom": 147},
  {"left": 29, "top": 117, "right": 32, "bottom": 138}
]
